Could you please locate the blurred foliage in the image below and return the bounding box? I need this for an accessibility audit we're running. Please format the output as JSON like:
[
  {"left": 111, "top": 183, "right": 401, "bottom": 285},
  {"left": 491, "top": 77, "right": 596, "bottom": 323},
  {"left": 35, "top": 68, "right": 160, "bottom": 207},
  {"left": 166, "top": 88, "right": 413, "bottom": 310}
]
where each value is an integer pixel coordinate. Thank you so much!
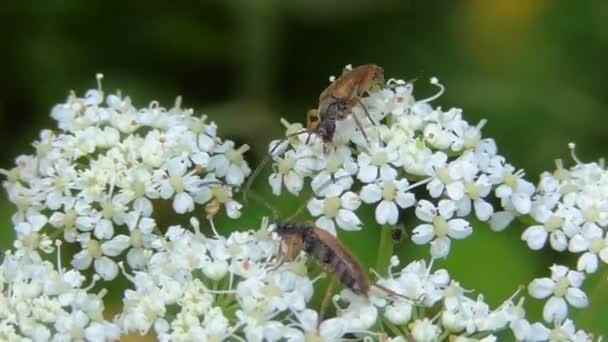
[{"left": 1, "top": 0, "right": 607, "bottom": 338}]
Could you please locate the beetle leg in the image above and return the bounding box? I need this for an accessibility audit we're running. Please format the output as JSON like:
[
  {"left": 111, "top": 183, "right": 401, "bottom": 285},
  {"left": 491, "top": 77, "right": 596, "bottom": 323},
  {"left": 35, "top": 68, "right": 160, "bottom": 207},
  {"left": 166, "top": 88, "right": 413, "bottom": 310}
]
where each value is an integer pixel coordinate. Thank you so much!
[
  {"left": 306, "top": 109, "right": 320, "bottom": 144},
  {"left": 349, "top": 106, "right": 370, "bottom": 143},
  {"left": 318, "top": 276, "right": 337, "bottom": 326},
  {"left": 356, "top": 97, "right": 377, "bottom": 126}
]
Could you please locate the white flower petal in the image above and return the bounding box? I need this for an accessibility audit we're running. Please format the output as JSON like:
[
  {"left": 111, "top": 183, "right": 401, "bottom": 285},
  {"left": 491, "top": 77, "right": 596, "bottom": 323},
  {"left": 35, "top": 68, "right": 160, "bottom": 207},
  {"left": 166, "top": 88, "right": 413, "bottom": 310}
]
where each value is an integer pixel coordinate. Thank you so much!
[
  {"left": 340, "top": 191, "right": 361, "bottom": 211},
  {"left": 360, "top": 184, "right": 382, "bottom": 203},
  {"left": 376, "top": 201, "right": 398, "bottom": 225},
  {"left": 522, "top": 226, "right": 548, "bottom": 251},
  {"left": 101, "top": 235, "right": 131, "bottom": 256},
  {"left": 543, "top": 296, "right": 567, "bottom": 323},
  {"left": 489, "top": 211, "right": 514, "bottom": 231},
  {"left": 336, "top": 209, "right": 362, "bottom": 231},
  {"left": 173, "top": 192, "right": 194, "bottom": 214},
  {"left": 430, "top": 237, "right": 451, "bottom": 259},
  {"left": 528, "top": 278, "right": 555, "bottom": 299},
  {"left": 412, "top": 224, "right": 435, "bottom": 244},
  {"left": 565, "top": 287, "right": 588, "bottom": 308},
  {"left": 395, "top": 192, "right": 415, "bottom": 209},
  {"left": 94, "top": 257, "right": 119, "bottom": 280},
  {"left": 474, "top": 199, "right": 493, "bottom": 221},
  {"left": 315, "top": 217, "right": 337, "bottom": 236},
  {"left": 415, "top": 200, "right": 436, "bottom": 222},
  {"left": 447, "top": 219, "right": 472, "bottom": 239},
  {"left": 307, "top": 198, "right": 325, "bottom": 217},
  {"left": 357, "top": 164, "right": 378, "bottom": 183}
]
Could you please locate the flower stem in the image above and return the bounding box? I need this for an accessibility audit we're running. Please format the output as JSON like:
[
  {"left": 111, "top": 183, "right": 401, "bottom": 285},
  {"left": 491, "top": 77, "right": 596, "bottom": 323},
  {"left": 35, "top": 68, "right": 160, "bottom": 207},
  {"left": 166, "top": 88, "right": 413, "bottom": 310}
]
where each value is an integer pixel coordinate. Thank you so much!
[{"left": 375, "top": 225, "right": 394, "bottom": 277}]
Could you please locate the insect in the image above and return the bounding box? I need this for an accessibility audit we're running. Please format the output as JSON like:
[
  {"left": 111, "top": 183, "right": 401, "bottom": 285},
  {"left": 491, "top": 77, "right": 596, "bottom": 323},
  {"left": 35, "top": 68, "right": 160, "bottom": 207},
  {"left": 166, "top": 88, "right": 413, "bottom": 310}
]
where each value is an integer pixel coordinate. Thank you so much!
[
  {"left": 242, "top": 64, "right": 385, "bottom": 204},
  {"left": 272, "top": 221, "right": 408, "bottom": 323},
  {"left": 307, "top": 64, "right": 385, "bottom": 151}
]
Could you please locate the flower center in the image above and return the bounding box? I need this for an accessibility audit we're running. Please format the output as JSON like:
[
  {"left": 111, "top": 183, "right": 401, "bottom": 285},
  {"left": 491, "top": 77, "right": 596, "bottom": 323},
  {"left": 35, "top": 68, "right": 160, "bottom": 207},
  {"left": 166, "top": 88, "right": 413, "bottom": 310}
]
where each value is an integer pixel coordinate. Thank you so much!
[
  {"left": 64, "top": 209, "right": 77, "bottom": 229},
  {"left": 102, "top": 201, "right": 114, "bottom": 220},
  {"left": 436, "top": 167, "right": 451, "bottom": 184},
  {"left": 583, "top": 206, "right": 599, "bottom": 223},
  {"left": 226, "top": 145, "right": 250, "bottom": 164},
  {"left": 212, "top": 187, "right": 229, "bottom": 203},
  {"left": 382, "top": 182, "right": 397, "bottom": 201},
  {"left": 133, "top": 180, "right": 146, "bottom": 197},
  {"left": 589, "top": 237, "right": 605, "bottom": 254},
  {"left": 504, "top": 173, "right": 518, "bottom": 190},
  {"left": 433, "top": 217, "right": 449, "bottom": 237},
  {"left": 278, "top": 157, "right": 295, "bottom": 174},
  {"left": 464, "top": 180, "right": 480, "bottom": 200},
  {"left": 170, "top": 175, "right": 185, "bottom": 193},
  {"left": 131, "top": 229, "right": 143, "bottom": 248},
  {"left": 87, "top": 239, "right": 102, "bottom": 259},
  {"left": 372, "top": 150, "right": 388, "bottom": 166},
  {"left": 544, "top": 215, "right": 564, "bottom": 232},
  {"left": 262, "top": 284, "right": 282, "bottom": 298},
  {"left": 22, "top": 232, "right": 40, "bottom": 250},
  {"left": 553, "top": 277, "right": 569, "bottom": 297},
  {"left": 326, "top": 153, "right": 343, "bottom": 173},
  {"left": 324, "top": 196, "right": 341, "bottom": 218}
]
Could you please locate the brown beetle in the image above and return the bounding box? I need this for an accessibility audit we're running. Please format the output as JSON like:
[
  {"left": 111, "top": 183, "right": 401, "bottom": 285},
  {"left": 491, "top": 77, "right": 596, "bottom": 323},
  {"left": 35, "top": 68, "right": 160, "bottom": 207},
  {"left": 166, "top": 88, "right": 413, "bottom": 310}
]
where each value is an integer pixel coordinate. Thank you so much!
[
  {"left": 307, "top": 64, "right": 385, "bottom": 151},
  {"left": 273, "top": 222, "right": 408, "bottom": 323}
]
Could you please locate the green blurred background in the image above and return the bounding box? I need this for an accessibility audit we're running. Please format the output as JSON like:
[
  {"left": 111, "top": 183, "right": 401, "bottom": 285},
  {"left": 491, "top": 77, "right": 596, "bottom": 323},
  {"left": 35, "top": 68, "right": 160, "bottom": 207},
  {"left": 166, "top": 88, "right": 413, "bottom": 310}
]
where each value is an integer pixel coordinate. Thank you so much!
[{"left": 1, "top": 0, "right": 607, "bottom": 338}]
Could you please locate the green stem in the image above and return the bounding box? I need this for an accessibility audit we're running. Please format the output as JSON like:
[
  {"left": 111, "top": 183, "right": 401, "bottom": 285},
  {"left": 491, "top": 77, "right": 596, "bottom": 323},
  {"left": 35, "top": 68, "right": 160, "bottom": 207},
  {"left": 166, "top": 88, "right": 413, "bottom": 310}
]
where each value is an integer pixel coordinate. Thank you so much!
[
  {"left": 382, "top": 319, "right": 405, "bottom": 337},
  {"left": 375, "top": 225, "right": 394, "bottom": 277}
]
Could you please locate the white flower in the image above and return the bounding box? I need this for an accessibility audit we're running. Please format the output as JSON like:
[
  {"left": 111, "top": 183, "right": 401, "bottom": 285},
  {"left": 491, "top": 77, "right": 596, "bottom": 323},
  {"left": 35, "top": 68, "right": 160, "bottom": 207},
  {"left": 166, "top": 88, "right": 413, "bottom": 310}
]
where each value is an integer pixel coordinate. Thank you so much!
[
  {"left": 569, "top": 225, "right": 608, "bottom": 273},
  {"left": 495, "top": 166, "right": 535, "bottom": 215},
  {"left": 360, "top": 178, "right": 416, "bottom": 225},
  {"left": 311, "top": 145, "right": 357, "bottom": 196},
  {"left": 522, "top": 206, "right": 569, "bottom": 252},
  {"left": 71, "top": 233, "right": 130, "bottom": 280},
  {"left": 411, "top": 318, "right": 441, "bottom": 342},
  {"left": 356, "top": 144, "right": 399, "bottom": 183},
  {"left": 269, "top": 147, "right": 316, "bottom": 196},
  {"left": 208, "top": 141, "right": 251, "bottom": 186},
  {"left": 307, "top": 184, "right": 362, "bottom": 235},
  {"left": 412, "top": 199, "right": 473, "bottom": 258},
  {"left": 528, "top": 265, "right": 588, "bottom": 323}
]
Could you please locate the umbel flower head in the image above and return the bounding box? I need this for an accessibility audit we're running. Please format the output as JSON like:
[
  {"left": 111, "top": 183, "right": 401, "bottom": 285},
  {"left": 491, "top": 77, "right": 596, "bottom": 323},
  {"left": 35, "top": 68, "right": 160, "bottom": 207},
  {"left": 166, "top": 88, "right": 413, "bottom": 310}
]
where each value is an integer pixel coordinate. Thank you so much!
[
  {"left": 1, "top": 74, "right": 250, "bottom": 280},
  {"left": 0, "top": 70, "right": 604, "bottom": 341}
]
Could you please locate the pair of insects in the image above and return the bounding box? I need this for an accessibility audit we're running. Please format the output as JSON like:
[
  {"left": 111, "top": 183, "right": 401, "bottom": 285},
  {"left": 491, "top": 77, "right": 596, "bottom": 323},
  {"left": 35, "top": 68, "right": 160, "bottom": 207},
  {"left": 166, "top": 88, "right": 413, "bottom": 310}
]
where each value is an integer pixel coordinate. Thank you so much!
[{"left": 246, "top": 65, "right": 406, "bottom": 318}]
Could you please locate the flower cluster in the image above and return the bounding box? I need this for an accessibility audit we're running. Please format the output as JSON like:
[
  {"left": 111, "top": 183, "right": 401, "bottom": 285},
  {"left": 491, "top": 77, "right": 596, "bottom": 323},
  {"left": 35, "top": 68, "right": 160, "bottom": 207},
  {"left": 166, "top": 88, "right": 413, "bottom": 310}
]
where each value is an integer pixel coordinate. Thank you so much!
[
  {"left": 1, "top": 74, "right": 250, "bottom": 280},
  {"left": 0, "top": 71, "right": 604, "bottom": 340},
  {"left": 0, "top": 245, "right": 120, "bottom": 341},
  {"left": 267, "top": 73, "right": 528, "bottom": 260}
]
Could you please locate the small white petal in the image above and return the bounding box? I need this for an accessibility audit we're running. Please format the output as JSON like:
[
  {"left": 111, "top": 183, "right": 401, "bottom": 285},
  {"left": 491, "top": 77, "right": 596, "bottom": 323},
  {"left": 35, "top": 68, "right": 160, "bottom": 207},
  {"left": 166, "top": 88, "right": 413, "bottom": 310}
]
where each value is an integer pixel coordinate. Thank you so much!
[
  {"left": 543, "top": 296, "right": 567, "bottom": 323},
  {"left": 360, "top": 184, "right": 382, "bottom": 203},
  {"left": 307, "top": 198, "right": 325, "bottom": 217},
  {"left": 446, "top": 182, "right": 465, "bottom": 200},
  {"left": 269, "top": 173, "right": 283, "bottom": 196},
  {"left": 522, "top": 226, "right": 548, "bottom": 251},
  {"left": 94, "top": 257, "right": 119, "bottom": 280},
  {"left": 71, "top": 250, "right": 93, "bottom": 270},
  {"left": 474, "top": 199, "right": 493, "bottom": 221},
  {"left": 357, "top": 164, "right": 378, "bottom": 183},
  {"left": 340, "top": 191, "right": 361, "bottom": 211},
  {"left": 565, "top": 287, "right": 588, "bottom": 308},
  {"left": 430, "top": 237, "right": 451, "bottom": 259},
  {"left": 489, "top": 211, "right": 514, "bottom": 231},
  {"left": 285, "top": 172, "right": 304, "bottom": 195},
  {"left": 173, "top": 192, "right": 194, "bottom": 214},
  {"left": 376, "top": 201, "right": 398, "bottom": 225},
  {"left": 412, "top": 224, "right": 435, "bottom": 244},
  {"left": 101, "top": 235, "right": 131, "bottom": 256},
  {"left": 336, "top": 209, "right": 362, "bottom": 231},
  {"left": 512, "top": 192, "right": 532, "bottom": 214},
  {"left": 528, "top": 278, "right": 555, "bottom": 299},
  {"left": 549, "top": 231, "right": 568, "bottom": 252},
  {"left": 447, "top": 219, "right": 472, "bottom": 239},
  {"left": 315, "top": 217, "right": 337, "bottom": 236},
  {"left": 568, "top": 234, "right": 589, "bottom": 253},
  {"left": 395, "top": 192, "right": 415, "bottom": 209},
  {"left": 415, "top": 200, "right": 436, "bottom": 222}
]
